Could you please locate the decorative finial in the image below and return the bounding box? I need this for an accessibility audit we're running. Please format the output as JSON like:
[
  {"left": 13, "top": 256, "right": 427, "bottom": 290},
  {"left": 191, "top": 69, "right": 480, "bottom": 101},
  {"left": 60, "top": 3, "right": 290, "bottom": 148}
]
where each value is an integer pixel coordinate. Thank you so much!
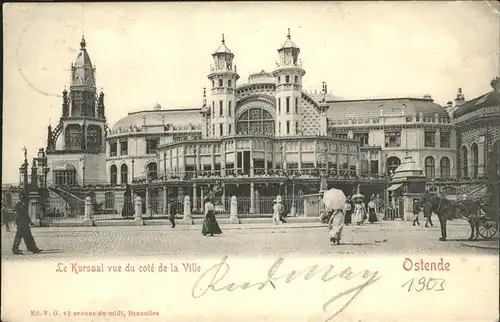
[
  {"left": 22, "top": 146, "right": 27, "bottom": 162},
  {"left": 221, "top": 34, "right": 225, "bottom": 44},
  {"left": 80, "top": 35, "right": 86, "bottom": 49},
  {"left": 287, "top": 28, "right": 291, "bottom": 39}
]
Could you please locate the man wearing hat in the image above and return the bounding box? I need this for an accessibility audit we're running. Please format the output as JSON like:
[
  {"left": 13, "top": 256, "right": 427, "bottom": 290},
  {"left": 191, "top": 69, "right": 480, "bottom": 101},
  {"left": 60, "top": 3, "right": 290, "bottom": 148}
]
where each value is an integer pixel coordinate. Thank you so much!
[{"left": 12, "top": 192, "right": 42, "bottom": 255}]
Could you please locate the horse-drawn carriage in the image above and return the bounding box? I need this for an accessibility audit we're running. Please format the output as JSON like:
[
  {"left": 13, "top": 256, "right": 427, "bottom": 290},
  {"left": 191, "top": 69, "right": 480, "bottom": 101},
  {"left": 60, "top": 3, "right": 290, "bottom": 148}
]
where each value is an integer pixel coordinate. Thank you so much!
[{"left": 438, "top": 184, "right": 499, "bottom": 241}]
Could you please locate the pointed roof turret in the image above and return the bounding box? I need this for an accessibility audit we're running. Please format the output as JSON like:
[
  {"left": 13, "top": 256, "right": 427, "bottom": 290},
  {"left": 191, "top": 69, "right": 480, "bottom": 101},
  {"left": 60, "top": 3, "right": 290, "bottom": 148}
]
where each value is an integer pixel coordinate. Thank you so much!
[
  {"left": 279, "top": 28, "right": 299, "bottom": 50},
  {"left": 213, "top": 33, "right": 233, "bottom": 55},
  {"left": 71, "top": 35, "right": 95, "bottom": 88}
]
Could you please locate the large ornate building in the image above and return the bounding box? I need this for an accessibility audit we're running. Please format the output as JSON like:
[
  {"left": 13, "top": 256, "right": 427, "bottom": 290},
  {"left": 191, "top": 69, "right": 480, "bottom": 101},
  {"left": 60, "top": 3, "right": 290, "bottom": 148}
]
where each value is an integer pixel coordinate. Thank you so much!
[
  {"left": 453, "top": 78, "right": 500, "bottom": 185},
  {"left": 5, "top": 30, "right": 474, "bottom": 216}
]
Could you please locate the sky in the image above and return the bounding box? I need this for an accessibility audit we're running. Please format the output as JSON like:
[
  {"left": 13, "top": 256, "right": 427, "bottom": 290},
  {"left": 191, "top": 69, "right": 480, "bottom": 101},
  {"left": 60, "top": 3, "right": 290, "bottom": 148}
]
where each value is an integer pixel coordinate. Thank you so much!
[{"left": 2, "top": 1, "right": 499, "bottom": 184}]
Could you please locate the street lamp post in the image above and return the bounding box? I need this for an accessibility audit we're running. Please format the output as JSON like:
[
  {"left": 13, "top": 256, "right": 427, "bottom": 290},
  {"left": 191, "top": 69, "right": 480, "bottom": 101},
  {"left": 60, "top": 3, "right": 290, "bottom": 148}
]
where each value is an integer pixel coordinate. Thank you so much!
[{"left": 131, "top": 158, "right": 135, "bottom": 182}]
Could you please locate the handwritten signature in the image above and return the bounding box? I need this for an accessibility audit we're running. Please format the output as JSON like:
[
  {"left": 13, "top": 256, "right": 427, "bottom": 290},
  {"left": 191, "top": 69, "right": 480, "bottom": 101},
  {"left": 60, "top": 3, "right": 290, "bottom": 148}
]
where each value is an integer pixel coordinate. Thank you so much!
[{"left": 191, "top": 255, "right": 381, "bottom": 322}]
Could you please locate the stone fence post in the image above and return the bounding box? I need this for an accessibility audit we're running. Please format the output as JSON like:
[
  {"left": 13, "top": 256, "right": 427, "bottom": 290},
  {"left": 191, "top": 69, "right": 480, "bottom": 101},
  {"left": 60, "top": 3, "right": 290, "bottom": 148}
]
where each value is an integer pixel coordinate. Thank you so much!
[
  {"left": 83, "top": 196, "right": 93, "bottom": 226},
  {"left": 134, "top": 196, "right": 143, "bottom": 225},
  {"left": 229, "top": 195, "right": 239, "bottom": 224},
  {"left": 183, "top": 195, "right": 193, "bottom": 224},
  {"left": 28, "top": 191, "right": 40, "bottom": 227}
]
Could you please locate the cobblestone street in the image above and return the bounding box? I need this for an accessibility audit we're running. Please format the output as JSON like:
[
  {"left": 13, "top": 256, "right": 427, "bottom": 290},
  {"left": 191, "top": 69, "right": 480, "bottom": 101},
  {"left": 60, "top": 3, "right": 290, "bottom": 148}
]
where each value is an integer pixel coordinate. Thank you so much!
[{"left": 2, "top": 220, "right": 498, "bottom": 260}]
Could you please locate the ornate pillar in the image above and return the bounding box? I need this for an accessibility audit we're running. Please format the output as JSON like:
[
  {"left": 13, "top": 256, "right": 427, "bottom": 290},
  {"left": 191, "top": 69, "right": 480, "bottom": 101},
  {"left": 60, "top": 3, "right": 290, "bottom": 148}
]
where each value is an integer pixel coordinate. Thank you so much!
[
  {"left": 298, "top": 141, "right": 302, "bottom": 170},
  {"left": 250, "top": 143, "right": 254, "bottom": 177},
  {"left": 192, "top": 183, "right": 198, "bottom": 212},
  {"left": 250, "top": 182, "right": 255, "bottom": 214},
  {"left": 222, "top": 183, "right": 226, "bottom": 207},
  {"left": 145, "top": 188, "right": 150, "bottom": 217},
  {"left": 162, "top": 186, "right": 168, "bottom": 216},
  {"left": 478, "top": 133, "right": 486, "bottom": 176}
]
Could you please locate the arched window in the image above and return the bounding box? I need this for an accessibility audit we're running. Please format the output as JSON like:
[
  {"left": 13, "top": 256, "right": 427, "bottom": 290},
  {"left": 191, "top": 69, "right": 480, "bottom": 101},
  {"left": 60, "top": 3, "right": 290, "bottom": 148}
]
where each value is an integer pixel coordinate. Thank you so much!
[
  {"left": 461, "top": 146, "right": 468, "bottom": 178},
  {"left": 425, "top": 156, "right": 435, "bottom": 180},
  {"left": 236, "top": 107, "right": 275, "bottom": 136},
  {"left": 120, "top": 164, "right": 128, "bottom": 185},
  {"left": 147, "top": 162, "right": 158, "bottom": 179},
  {"left": 471, "top": 143, "right": 479, "bottom": 179},
  {"left": 110, "top": 165, "right": 117, "bottom": 185},
  {"left": 87, "top": 125, "right": 102, "bottom": 152},
  {"left": 65, "top": 124, "right": 83, "bottom": 150},
  {"left": 104, "top": 192, "right": 115, "bottom": 209},
  {"left": 440, "top": 157, "right": 450, "bottom": 179},
  {"left": 491, "top": 140, "right": 500, "bottom": 179},
  {"left": 386, "top": 156, "right": 401, "bottom": 176}
]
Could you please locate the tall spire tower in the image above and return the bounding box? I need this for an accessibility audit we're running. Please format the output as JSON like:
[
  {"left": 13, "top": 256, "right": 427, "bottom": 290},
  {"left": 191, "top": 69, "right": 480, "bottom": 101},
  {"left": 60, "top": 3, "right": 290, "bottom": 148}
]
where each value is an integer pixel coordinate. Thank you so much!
[
  {"left": 207, "top": 34, "right": 239, "bottom": 138},
  {"left": 45, "top": 36, "right": 108, "bottom": 186},
  {"left": 272, "top": 29, "right": 305, "bottom": 137}
]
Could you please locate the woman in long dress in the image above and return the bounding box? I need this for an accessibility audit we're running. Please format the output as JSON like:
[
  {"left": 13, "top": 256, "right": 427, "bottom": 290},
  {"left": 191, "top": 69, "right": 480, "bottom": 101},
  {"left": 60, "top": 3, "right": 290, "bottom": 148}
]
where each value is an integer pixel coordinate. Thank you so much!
[
  {"left": 121, "top": 184, "right": 134, "bottom": 218},
  {"left": 272, "top": 200, "right": 282, "bottom": 225},
  {"left": 344, "top": 197, "right": 352, "bottom": 224},
  {"left": 367, "top": 198, "right": 378, "bottom": 223},
  {"left": 202, "top": 197, "right": 222, "bottom": 236},
  {"left": 327, "top": 208, "right": 346, "bottom": 245},
  {"left": 352, "top": 199, "right": 366, "bottom": 225}
]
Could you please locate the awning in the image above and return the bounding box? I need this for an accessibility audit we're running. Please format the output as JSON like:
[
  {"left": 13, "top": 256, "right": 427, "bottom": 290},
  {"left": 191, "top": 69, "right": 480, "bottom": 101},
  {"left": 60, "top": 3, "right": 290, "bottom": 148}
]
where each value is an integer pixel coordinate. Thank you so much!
[
  {"left": 53, "top": 163, "right": 76, "bottom": 171},
  {"left": 387, "top": 183, "right": 403, "bottom": 191}
]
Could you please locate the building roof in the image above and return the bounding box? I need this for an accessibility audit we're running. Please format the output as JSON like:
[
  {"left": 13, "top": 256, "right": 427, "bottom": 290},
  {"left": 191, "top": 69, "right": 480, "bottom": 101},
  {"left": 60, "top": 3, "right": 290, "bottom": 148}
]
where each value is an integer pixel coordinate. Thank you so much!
[
  {"left": 71, "top": 36, "right": 95, "bottom": 88},
  {"left": 279, "top": 29, "right": 299, "bottom": 50},
  {"left": 111, "top": 108, "right": 203, "bottom": 132},
  {"left": 326, "top": 97, "right": 448, "bottom": 119},
  {"left": 213, "top": 34, "right": 232, "bottom": 55},
  {"left": 453, "top": 89, "right": 500, "bottom": 118}
]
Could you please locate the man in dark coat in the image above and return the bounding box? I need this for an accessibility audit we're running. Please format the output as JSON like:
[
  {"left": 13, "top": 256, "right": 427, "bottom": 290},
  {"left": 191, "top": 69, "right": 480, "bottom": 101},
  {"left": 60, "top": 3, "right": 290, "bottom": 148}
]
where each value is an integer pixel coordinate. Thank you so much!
[
  {"left": 12, "top": 192, "right": 42, "bottom": 255},
  {"left": 412, "top": 199, "right": 421, "bottom": 226},
  {"left": 169, "top": 196, "right": 177, "bottom": 228}
]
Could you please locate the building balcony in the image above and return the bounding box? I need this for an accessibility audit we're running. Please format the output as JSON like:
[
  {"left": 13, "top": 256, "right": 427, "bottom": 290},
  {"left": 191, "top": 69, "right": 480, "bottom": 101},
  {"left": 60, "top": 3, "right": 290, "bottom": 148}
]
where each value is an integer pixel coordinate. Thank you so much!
[{"left": 130, "top": 168, "right": 389, "bottom": 187}]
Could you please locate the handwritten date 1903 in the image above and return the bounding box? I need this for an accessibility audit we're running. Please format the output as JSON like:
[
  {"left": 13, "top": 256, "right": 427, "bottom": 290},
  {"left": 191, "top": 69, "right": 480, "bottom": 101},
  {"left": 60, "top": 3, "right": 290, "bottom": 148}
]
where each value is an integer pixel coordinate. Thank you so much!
[{"left": 402, "top": 277, "right": 445, "bottom": 292}]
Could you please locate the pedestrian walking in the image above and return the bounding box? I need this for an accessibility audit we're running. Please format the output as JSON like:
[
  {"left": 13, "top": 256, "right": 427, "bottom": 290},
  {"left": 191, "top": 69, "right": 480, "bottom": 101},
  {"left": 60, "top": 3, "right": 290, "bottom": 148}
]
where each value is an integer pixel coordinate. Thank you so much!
[
  {"left": 352, "top": 198, "right": 366, "bottom": 226},
  {"left": 279, "top": 204, "right": 288, "bottom": 223},
  {"left": 2, "top": 204, "right": 12, "bottom": 232},
  {"left": 202, "top": 197, "right": 222, "bottom": 236},
  {"left": 272, "top": 199, "right": 282, "bottom": 225},
  {"left": 412, "top": 199, "right": 421, "bottom": 226},
  {"left": 327, "top": 208, "right": 345, "bottom": 245},
  {"left": 12, "top": 192, "right": 42, "bottom": 255},
  {"left": 121, "top": 184, "right": 134, "bottom": 218},
  {"left": 169, "top": 195, "right": 177, "bottom": 228},
  {"left": 344, "top": 197, "right": 352, "bottom": 224},
  {"left": 367, "top": 197, "right": 378, "bottom": 223},
  {"left": 424, "top": 201, "right": 434, "bottom": 227}
]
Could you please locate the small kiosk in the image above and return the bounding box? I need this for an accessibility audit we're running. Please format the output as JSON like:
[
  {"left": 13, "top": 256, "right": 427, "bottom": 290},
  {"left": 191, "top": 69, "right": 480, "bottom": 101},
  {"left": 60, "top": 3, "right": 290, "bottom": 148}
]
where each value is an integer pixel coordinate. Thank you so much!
[{"left": 386, "top": 156, "right": 426, "bottom": 221}]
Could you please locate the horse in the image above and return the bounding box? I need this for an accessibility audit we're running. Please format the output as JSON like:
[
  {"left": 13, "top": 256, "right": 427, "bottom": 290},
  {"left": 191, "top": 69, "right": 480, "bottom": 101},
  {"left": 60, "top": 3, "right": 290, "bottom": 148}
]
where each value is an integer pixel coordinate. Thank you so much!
[{"left": 421, "top": 184, "right": 492, "bottom": 241}]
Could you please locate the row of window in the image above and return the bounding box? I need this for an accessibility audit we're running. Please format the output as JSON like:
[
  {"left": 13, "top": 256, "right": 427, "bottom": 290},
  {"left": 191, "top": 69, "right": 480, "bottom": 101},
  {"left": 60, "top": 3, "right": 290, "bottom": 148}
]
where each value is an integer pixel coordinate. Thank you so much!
[
  {"left": 277, "top": 96, "right": 299, "bottom": 115},
  {"left": 383, "top": 131, "right": 451, "bottom": 148},
  {"left": 212, "top": 78, "right": 233, "bottom": 89},
  {"left": 211, "top": 100, "right": 233, "bottom": 118},
  {"left": 386, "top": 156, "right": 452, "bottom": 179},
  {"left": 277, "top": 75, "right": 299, "bottom": 84},
  {"left": 460, "top": 145, "right": 482, "bottom": 179},
  {"left": 109, "top": 139, "right": 159, "bottom": 157},
  {"left": 109, "top": 162, "right": 158, "bottom": 185},
  {"left": 277, "top": 121, "right": 299, "bottom": 135}
]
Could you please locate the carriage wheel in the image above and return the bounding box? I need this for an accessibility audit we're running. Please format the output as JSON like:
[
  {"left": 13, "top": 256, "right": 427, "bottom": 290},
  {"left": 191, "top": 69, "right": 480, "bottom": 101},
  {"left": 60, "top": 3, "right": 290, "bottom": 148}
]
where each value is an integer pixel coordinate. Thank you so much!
[{"left": 478, "top": 218, "right": 498, "bottom": 240}]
